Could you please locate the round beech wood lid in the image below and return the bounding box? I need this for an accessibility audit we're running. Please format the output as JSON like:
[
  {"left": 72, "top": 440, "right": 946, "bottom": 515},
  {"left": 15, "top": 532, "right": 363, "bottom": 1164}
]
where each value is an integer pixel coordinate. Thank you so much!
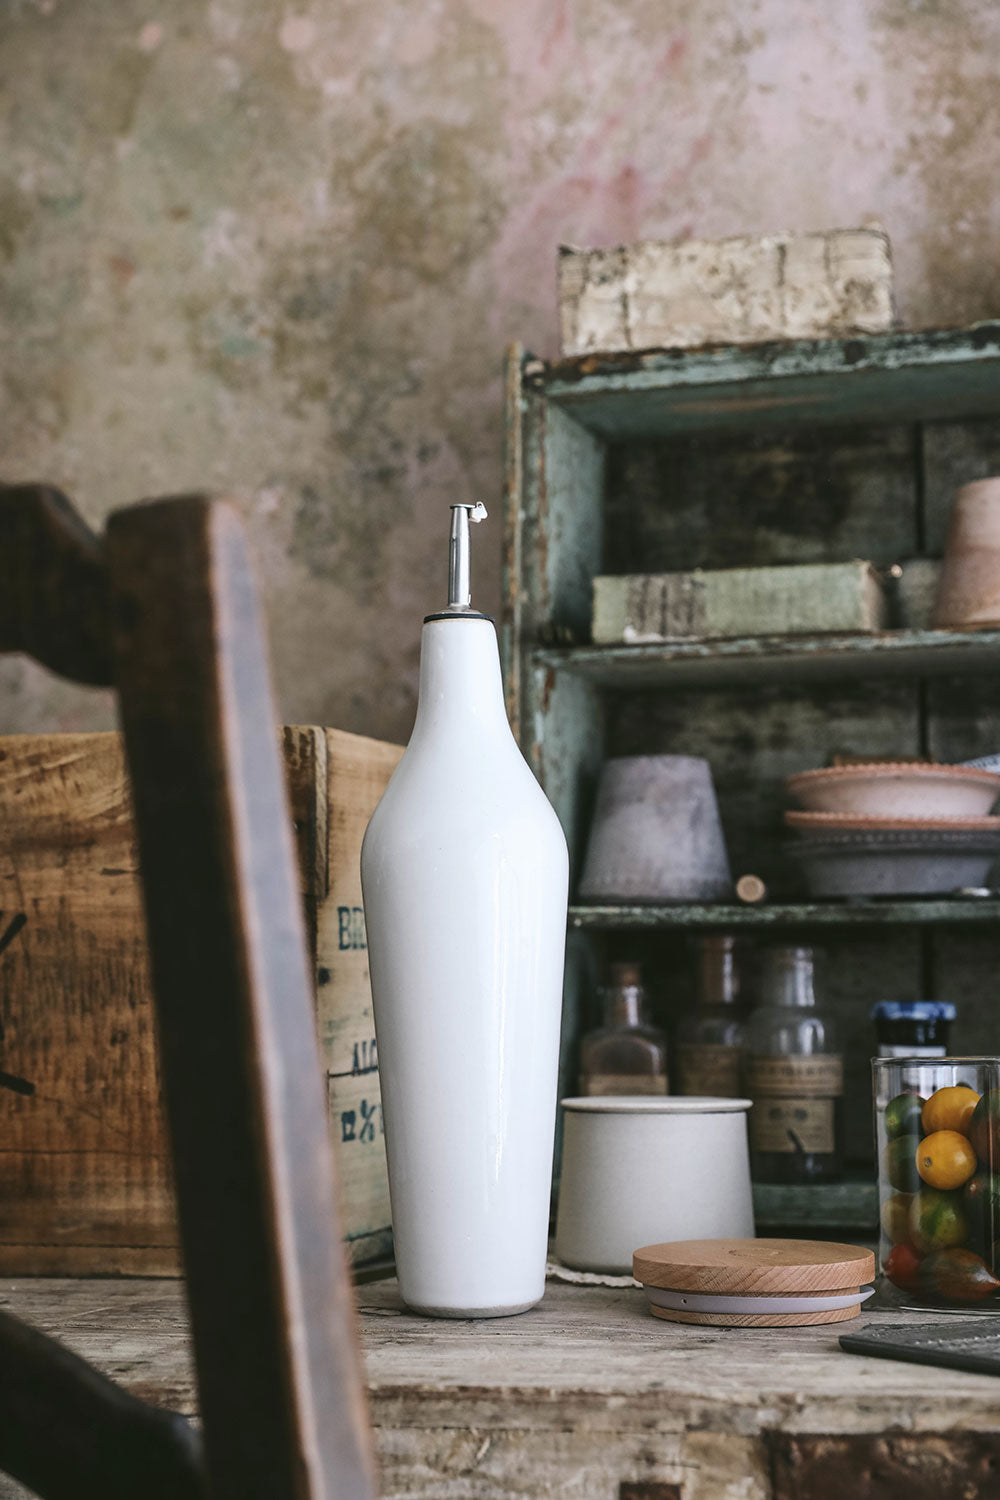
[{"left": 633, "top": 1238, "right": 875, "bottom": 1296}]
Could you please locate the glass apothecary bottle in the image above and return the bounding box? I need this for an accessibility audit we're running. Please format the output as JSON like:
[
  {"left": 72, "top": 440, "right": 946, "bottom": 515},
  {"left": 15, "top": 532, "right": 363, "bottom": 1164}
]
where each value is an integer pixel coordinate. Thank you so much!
[
  {"left": 578, "top": 961, "right": 668, "bottom": 1096},
  {"left": 676, "top": 934, "right": 747, "bottom": 1097},
  {"left": 745, "top": 945, "right": 843, "bottom": 1183},
  {"left": 874, "top": 1057, "right": 1000, "bottom": 1309}
]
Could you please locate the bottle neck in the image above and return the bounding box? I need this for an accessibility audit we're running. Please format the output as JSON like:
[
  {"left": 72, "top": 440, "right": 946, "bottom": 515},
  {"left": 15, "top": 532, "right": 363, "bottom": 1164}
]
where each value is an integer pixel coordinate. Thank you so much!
[
  {"left": 602, "top": 985, "right": 644, "bottom": 1027},
  {"left": 696, "top": 935, "right": 740, "bottom": 1007},
  {"left": 410, "top": 617, "right": 512, "bottom": 743},
  {"left": 761, "top": 948, "right": 816, "bottom": 1008}
]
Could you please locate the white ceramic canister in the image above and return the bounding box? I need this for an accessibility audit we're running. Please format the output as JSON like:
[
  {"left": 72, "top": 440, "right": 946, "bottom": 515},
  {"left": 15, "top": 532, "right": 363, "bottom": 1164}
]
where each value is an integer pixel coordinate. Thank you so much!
[
  {"left": 361, "top": 505, "right": 569, "bottom": 1317},
  {"left": 555, "top": 1096, "right": 755, "bottom": 1274}
]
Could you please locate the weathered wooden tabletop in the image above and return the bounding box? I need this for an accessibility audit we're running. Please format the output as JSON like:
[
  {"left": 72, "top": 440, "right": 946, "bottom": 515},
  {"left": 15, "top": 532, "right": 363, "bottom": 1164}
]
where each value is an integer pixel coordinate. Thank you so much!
[{"left": 1, "top": 1276, "right": 998, "bottom": 1499}]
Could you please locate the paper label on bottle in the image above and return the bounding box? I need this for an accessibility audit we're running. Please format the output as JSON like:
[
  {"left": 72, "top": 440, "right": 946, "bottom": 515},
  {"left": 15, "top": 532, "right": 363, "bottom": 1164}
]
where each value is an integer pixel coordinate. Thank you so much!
[
  {"left": 747, "top": 1055, "right": 843, "bottom": 1098},
  {"left": 580, "top": 1073, "right": 668, "bottom": 1097},
  {"left": 749, "top": 1097, "right": 835, "bottom": 1154},
  {"left": 677, "top": 1043, "right": 742, "bottom": 1098}
]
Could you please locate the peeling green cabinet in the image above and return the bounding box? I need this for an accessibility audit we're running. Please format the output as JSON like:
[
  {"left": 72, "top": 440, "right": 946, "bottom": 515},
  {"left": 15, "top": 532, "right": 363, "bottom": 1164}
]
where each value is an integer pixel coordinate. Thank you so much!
[{"left": 502, "top": 323, "right": 1000, "bottom": 1182}]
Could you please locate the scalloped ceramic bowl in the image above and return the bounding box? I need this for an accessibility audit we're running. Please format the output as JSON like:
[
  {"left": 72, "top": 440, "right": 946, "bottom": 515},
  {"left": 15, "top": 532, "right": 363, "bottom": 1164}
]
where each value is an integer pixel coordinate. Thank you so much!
[
  {"left": 786, "top": 763, "right": 1000, "bottom": 819},
  {"left": 786, "top": 828, "right": 1000, "bottom": 897}
]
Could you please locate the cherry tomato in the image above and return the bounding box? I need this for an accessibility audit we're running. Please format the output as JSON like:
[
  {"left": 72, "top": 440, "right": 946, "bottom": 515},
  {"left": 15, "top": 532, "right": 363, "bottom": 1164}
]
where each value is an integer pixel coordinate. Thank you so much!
[
  {"left": 909, "top": 1187, "right": 968, "bottom": 1253},
  {"left": 884, "top": 1243, "right": 921, "bottom": 1294},
  {"left": 880, "top": 1192, "right": 913, "bottom": 1245},
  {"left": 919, "top": 1248, "right": 1000, "bottom": 1303},
  {"left": 884, "top": 1093, "right": 925, "bottom": 1140},
  {"left": 963, "top": 1170, "right": 1000, "bottom": 1246},
  {"left": 922, "top": 1085, "right": 979, "bottom": 1137},
  {"left": 881, "top": 1134, "right": 922, "bottom": 1193},
  {"left": 970, "top": 1092, "right": 1000, "bottom": 1167},
  {"left": 916, "top": 1129, "right": 978, "bottom": 1191}
]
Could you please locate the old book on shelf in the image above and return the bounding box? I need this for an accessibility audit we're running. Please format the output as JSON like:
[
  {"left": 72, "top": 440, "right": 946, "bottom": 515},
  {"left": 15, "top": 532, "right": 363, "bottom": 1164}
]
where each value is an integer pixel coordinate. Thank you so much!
[
  {"left": 0, "top": 726, "right": 400, "bottom": 1275},
  {"left": 559, "top": 227, "right": 895, "bottom": 357},
  {"left": 592, "top": 561, "right": 887, "bottom": 645}
]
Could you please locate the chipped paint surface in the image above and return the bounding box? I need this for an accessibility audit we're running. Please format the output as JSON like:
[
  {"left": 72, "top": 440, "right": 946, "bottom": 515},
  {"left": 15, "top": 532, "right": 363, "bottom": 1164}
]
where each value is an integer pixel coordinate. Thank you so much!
[{"left": 2, "top": 0, "right": 1000, "bottom": 738}]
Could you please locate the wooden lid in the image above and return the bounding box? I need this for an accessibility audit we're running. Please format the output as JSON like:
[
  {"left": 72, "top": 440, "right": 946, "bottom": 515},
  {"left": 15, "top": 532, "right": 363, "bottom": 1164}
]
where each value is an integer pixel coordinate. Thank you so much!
[{"left": 633, "top": 1238, "right": 875, "bottom": 1295}]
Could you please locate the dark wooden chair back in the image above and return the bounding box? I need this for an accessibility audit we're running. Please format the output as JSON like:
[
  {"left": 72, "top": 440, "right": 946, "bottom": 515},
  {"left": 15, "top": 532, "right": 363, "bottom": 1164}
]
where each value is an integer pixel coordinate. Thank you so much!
[{"left": 0, "top": 484, "right": 377, "bottom": 1500}]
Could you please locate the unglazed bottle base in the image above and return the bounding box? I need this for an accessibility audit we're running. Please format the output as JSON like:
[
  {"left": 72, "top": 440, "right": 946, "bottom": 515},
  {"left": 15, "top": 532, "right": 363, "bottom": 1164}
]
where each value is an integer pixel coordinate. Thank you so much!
[{"left": 403, "top": 1296, "right": 541, "bottom": 1320}]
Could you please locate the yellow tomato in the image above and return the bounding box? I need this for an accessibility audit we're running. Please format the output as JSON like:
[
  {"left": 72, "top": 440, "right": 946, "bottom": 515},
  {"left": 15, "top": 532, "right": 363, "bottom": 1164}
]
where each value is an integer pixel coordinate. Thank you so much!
[
  {"left": 916, "top": 1129, "right": 978, "bottom": 1191},
  {"left": 880, "top": 1192, "right": 913, "bottom": 1245},
  {"left": 922, "top": 1085, "right": 980, "bottom": 1137}
]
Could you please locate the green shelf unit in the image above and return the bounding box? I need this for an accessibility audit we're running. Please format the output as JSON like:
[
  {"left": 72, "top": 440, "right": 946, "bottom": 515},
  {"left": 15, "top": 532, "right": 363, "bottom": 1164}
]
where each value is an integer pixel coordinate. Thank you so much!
[
  {"left": 535, "top": 627, "right": 1000, "bottom": 692},
  {"left": 526, "top": 321, "right": 1000, "bottom": 441},
  {"left": 569, "top": 899, "right": 1000, "bottom": 931},
  {"left": 503, "top": 321, "right": 1000, "bottom": 1182}
]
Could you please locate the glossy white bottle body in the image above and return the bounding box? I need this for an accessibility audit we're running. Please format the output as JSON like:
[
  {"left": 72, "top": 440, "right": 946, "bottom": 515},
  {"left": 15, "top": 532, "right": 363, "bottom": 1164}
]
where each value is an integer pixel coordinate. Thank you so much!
[{"left": 361, "top": 616, "right": 568, "bottom": 1316}]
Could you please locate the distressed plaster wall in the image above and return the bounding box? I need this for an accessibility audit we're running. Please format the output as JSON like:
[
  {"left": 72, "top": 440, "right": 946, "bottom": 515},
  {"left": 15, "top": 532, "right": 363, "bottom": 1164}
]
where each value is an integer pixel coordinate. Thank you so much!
[{"left": 2, "top": 0, "right": 999, "bottom": 741}]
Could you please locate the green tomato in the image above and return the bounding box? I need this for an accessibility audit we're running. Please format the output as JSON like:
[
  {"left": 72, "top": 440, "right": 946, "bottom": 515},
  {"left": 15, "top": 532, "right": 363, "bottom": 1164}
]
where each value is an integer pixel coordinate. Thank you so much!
[
  {"left": 881, "top": 1134, "right": 922, "bottom": 1193},
  {"left": 910, "top": 1187, "right": 968, "bottom": 1254},
  {"left": 884, "top": 1093, "right": 926, "bottom": 1141},
  {"left": 962, "top": 1169, "right": 1000, "bottom": 1248}
]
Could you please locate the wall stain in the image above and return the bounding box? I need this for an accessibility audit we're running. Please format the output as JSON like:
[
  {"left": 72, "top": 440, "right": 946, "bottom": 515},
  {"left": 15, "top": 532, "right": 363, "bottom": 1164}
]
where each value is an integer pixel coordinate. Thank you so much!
[
  {"left": 2, "top": 0, "right": 1000, "bottom": 743},
  {"left": 0, "top": 180, "right": 34, "bottom": 263}
]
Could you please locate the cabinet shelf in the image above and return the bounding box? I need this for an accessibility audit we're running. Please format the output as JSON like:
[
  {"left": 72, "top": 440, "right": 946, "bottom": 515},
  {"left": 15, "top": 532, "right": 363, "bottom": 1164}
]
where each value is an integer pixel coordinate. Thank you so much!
[
  {"left": 529, "top": 321, "right": 1000, "bottom": 439},
  {"left": 507, "top": 326, "right": 1000, "bottom": 1188},
  {"left": 535, "top": 627, "right": 1000, "bottom": 691},
  {"left": 569, "top": 898, "right": 1000, "bottom": 930}
]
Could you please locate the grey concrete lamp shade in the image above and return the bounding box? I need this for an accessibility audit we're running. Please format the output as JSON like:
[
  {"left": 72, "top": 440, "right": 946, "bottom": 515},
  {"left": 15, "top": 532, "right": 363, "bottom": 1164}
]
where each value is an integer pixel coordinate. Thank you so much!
[{"left": 578, "top": 755, "right": 732, "bottom": 903}]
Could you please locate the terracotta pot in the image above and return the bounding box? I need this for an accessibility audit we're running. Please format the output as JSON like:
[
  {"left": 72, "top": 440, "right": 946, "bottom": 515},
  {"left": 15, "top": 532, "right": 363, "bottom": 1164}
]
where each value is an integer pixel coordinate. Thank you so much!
[
  {"left": 933, "top": 478, "right": 1000, "bottom": 628},
  {"left": 578, "top": 754, "right": 732, "bottom": 903}
]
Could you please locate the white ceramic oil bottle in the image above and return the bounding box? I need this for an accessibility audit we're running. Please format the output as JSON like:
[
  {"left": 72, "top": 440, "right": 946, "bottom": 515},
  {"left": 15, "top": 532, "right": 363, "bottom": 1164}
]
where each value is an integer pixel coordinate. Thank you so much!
[{"left": 361, "top": 504, "right": 568, "bottom": 1317}]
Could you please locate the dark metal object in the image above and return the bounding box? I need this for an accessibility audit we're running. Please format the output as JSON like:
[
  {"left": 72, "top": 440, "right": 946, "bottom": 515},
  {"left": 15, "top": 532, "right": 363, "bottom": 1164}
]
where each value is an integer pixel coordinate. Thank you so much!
[
  {"left": 840, "top": 1320, "right": 1000, "bottom": 1376},
  {"left": 0, "top": 485, "right": 377, "bottom": 1500}
]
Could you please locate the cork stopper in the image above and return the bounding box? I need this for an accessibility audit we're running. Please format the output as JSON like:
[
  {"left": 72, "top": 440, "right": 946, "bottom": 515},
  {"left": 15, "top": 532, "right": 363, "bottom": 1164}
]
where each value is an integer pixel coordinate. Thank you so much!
[{"left": 609, "top": 961, "right": 642, "bottom": 988}]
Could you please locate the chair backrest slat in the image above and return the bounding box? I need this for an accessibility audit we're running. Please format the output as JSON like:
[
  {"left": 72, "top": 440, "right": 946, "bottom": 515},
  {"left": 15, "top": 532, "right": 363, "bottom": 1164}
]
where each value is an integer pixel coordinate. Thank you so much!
[{"left": 0, "top": 485, "right": 377, "bottom": 1500}]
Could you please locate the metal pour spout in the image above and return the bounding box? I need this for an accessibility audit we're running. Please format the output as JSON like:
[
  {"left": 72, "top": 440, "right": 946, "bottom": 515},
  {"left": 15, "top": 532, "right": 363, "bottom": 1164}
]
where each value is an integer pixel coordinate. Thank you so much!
[{"left": 447, "top": 503, "right": 488, "bottom": 611}]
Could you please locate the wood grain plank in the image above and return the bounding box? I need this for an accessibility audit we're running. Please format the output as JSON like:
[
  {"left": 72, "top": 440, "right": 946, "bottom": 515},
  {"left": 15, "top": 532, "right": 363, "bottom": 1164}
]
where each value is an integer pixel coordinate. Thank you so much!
[
  {"left": 0, "top": 722, "right": 397, "bottom": 1275},
  {"left": 107, "top": 496, "right": 375, "bottom": 1500},
  {"left": 0, "top": 1273, "right": 990, "bottom": 1426},
  {"left": 0, "top": 733, "right": 175, "bottom": 1266}
]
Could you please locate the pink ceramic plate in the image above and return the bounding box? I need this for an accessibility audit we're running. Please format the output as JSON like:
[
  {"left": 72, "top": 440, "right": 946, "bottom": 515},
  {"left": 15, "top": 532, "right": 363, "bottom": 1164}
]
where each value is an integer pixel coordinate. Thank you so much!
[
  {"left": 785, "top": 763, "right": 1000, "bottom": 819},
  {"left": 785, "top": 809, "right": 1000, "bottom": 834}
]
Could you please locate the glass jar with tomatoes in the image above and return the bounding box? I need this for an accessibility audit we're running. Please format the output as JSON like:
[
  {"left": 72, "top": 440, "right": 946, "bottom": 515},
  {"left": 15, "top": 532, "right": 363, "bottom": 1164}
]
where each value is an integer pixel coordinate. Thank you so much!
[{"left": 874, "top": 1057, "right": 1000, "bottom": 1309}]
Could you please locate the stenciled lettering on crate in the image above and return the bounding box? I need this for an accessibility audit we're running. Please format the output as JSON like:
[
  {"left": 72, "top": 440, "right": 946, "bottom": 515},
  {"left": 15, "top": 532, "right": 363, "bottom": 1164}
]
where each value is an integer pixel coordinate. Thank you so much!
[
  {"left": 0, "top": 726, "right": 400, "bottom": 1275},
  {"left": 312, "top": 729, "right": 402, "bottom": 1267}
]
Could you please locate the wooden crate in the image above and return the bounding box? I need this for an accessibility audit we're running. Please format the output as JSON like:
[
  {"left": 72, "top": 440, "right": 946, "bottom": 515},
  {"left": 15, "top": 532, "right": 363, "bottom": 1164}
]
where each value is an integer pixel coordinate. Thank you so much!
[{"left": 0, "top": 726, "right": 401, "bottom": 1275}]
